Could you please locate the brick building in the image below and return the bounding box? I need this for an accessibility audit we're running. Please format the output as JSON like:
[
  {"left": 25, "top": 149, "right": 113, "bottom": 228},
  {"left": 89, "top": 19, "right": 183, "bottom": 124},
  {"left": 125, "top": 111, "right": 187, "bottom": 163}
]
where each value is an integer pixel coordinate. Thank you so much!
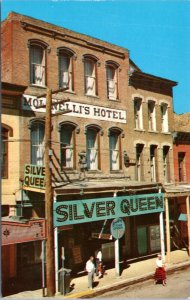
[{"left": 2, "top": 11, "right": 188, "bottom": 295}]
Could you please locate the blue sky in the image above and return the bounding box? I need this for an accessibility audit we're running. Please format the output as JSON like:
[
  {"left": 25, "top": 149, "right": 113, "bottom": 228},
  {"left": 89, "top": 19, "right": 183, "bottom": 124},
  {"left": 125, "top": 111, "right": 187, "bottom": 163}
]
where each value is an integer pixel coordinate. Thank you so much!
[{"left": 2, "top": 0, "right": 190, "bottom": 115}]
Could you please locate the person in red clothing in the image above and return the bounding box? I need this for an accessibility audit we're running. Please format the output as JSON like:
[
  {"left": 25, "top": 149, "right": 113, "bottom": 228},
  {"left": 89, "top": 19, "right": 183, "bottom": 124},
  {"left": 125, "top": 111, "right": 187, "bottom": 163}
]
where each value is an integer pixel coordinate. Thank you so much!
[{"left": 154, "top": 253, "right": 166, "bottom": 286}]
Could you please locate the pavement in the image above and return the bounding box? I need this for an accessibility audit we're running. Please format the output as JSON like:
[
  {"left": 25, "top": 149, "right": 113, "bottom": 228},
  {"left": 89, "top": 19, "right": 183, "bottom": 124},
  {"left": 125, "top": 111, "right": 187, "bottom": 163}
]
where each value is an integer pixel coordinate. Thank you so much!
[{"left": 3, "top": 250, "right": 190, "bottom": 299}]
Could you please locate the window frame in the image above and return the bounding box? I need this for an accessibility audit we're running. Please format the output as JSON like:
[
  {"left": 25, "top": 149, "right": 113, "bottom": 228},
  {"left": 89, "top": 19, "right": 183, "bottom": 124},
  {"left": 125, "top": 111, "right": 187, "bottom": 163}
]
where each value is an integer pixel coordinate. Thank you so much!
[
  {"left": 30, "top": 120, "right": 45, "bottom": 166},
  {"left": 134, "top": 97, "right": 143, "bottom": 130},
  {"left": 28, "top": 40, "right": 49, "bottom": 87},
  {"left": 148, "top": 100, "right": 156, "bottom": 131},
  {"left": 58, "top": 48, "right": 76, "bottom": 91},
  {"left": 83, "top": 55, "right": 98, "bottom": 97},
  {"left": 85, "top": 126, "right": 101, "bottom": 171},
  {"left": 108, "top": 127, "right": 123, "bottom": 171},
  {"left": 59, "top": 122, "right": 77, "bottom": 170},
  {"left": 161, "top": 103, "right": 169, "bottom": 133},
  {"left": 106, "top": 61, "right": 119, "bottom": 100}
]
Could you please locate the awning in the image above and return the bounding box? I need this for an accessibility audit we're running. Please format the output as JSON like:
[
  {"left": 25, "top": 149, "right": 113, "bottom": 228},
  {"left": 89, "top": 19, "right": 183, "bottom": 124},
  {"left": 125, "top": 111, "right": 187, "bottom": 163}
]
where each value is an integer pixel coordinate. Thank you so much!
[{"left": 2, "top": 216, "right": 46, "bottom": 245}]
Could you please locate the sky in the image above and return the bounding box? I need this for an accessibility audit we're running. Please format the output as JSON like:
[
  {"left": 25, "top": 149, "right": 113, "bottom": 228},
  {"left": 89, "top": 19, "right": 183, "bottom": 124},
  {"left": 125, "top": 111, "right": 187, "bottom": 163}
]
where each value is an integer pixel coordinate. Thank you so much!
[{"left": 1, "top": 0, "right": 190, "bottom": 115}]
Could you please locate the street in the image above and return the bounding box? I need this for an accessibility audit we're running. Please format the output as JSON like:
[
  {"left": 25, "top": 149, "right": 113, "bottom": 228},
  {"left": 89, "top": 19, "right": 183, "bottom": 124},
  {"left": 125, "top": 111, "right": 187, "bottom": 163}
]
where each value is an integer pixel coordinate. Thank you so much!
[{"left": 97, "top": 267, "right": 190, "bottom": 298}]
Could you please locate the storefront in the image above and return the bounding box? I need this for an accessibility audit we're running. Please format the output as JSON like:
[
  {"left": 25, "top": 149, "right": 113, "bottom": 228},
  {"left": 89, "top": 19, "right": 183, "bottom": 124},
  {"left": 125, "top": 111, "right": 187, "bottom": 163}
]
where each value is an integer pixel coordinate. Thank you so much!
[
  {"left": 2, "top": 216, "right": 46, "bottom": 296},
  {"left": 53, "top": 188, "right": 165, "bottom": 283}
]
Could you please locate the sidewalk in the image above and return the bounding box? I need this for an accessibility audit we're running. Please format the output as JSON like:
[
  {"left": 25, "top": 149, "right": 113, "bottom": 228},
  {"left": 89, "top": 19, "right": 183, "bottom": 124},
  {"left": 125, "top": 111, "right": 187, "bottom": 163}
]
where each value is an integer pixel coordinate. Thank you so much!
[{"left": 4, "top": 250, "right": 190, "bottom": 299}]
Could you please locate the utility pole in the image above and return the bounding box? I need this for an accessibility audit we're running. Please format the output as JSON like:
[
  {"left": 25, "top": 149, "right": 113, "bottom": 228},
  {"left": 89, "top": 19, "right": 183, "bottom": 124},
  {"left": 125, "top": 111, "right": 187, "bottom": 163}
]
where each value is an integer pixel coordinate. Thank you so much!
[
  {"left": 44, "top": 88, "right": 55, "bottom": 296},
  {"left": 37, "top": 87, "right": 70, "bottom": 297}
]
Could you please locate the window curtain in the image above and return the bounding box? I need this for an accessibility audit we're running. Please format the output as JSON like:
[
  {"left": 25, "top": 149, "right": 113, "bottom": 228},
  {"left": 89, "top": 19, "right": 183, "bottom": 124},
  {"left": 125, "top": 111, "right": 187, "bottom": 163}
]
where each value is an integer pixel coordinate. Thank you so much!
[
  {"left": 86, "top": 129, "right": 97, "bottom": 170},
  {"left": 109, "top": 133, "right": 119, "bottom": 170},
  {"left": 60, "top": 126, "right": 73, "bottom": 168},
  {"left": 60, "top": 55, "right": 70, "bottom": 88},
  {"left": 31, "top": 123, "right": 45, "bottom": 166},
  {"left": 31, "top": 46, "right": 45, "bottom": 86}
]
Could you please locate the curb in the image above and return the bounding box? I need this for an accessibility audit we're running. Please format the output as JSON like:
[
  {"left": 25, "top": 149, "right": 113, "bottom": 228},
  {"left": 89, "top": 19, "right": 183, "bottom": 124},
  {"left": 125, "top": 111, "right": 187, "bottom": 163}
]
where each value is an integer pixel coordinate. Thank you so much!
[{"left": 65, "top": 261, "right": 190, "bottom": 299}]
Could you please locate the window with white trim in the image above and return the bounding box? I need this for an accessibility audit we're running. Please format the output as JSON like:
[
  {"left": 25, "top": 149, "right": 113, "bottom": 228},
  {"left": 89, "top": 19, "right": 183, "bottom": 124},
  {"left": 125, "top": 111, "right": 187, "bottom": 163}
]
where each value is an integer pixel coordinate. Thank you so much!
[
  {"left": 109, "top": 130, "right": 121, "bottom": 171},
  {"left": 134, "top": 98, "right": 143, "bottom": 130},
  {"left": 30, "top": 121, "right": 45, "bottom": 165},
  {"left": 163, "top": 145, "right": 170, "bottom": 183},
  {"left": 106, "top": 65, "right": 118, "bottom": 100},
  {"left": 60, "top": 124, "right": 75, "bottom": 169},
  {"left": 59, "top": 51, "right": 73, "bottom": 91},
  {"left": 84, "top": 58, "right": 97, "bottom": 96},
  {"left": 136, "top": 144, "right": 144, "bottom": 181},
  {"left": 148, "top": 100, "right": 156, "bottom": 131},
  {"left": 161, "top": 103, "right": 169, "bottom": 132},
  {"left": 150, "top": 145, "right": 158, "bottom": 182},
  {"left": 86, "top": 128, "right": 99, "bottom": 170},
  {"left": 30, "top": 45, "right": 46, "bottom": 86}
]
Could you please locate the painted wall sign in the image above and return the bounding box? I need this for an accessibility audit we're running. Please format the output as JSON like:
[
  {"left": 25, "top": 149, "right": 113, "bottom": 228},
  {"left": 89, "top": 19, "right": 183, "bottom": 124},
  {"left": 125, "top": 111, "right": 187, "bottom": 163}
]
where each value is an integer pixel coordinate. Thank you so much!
[
  {"left": 22, "top": 95, "right": 127, "bottom": 124},
  {"left": 2, "top": 219, "right": 46, "bottom": 245},
  {"left": 54, "top": 193, "right": 164, "bottom": 227},
  {"left": 24, "top": 164, "right": 45, "bottom": 189}
]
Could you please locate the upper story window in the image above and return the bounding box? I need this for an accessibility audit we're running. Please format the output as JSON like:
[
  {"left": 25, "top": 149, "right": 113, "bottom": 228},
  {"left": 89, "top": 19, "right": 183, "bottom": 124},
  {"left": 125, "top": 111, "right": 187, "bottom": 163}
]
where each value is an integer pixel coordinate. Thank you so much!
[
  {"left": 58, "top": 48, "right": 75, "bottom": 91},
  {"left": 178, "top": 152, "right": 186, "bottom": 182},
  {"left": 1, "top": 127, "right": 8, "bottom": 178},
  {"left": 150, "top": 144, "right": 158, "bottom": 182},
  {"left": 30, "top": 120, "right": 45, "bottom": 166},
  {"left": 136, "top": 143, "right": 144, "bottom": 181},
  {"left": 85, "top": 125, "right": 102, "bottom": 171},
  {"left": 163, "top": 145, "right": 170, "bottom": 183},
  {"left": 108, "top": 127, "right": 123, "bottom": 171},
  {"left": 134, "top": 97, "right": 143, "bottom": 130},
  {"left": 59, "top": 122, "right": 77, "bottom": 169},
  {"left": 161, "top": 103, "right": 169, "bottom": 133},
  {"left": 83, "top": 55, "right": 98, "bottom": 96},
  {"left": 148, "top": 100, "right": 156, "bottom": 131},
  {"left": 28, "top": 40, "right": 49, "bottom": 87},
  {"left": 106, "top": 61, "right": 119, "bottom": 100}
]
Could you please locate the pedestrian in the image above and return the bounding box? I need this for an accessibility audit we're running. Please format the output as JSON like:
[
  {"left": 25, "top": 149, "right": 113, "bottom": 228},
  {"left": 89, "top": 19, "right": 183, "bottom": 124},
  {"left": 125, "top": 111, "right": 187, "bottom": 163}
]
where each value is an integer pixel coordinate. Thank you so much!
[
  {"left": 85, "top": 256, "right": 95, "bottom": 289},
  {"left": 154, "top": 253, "right": 166, "bottom": 286},
  {"left": 96, "top": 250, "right": 103, "bottom": 278}
]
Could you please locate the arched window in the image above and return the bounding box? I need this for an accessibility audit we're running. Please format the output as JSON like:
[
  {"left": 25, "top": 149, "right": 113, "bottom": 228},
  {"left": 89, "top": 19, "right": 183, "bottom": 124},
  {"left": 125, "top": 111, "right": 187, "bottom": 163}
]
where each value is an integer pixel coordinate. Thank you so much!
[
  {"left": 83, "top": 55, "right": 98, "bottom": 96},
  {"left": 106, "top": 61, "right": 119, "bottom": 100},
  {"left": 108, "top": 127, "right": 123, "bottom": 171},
  {"left": 59, "top": 122, "right": 78, "bottom": 169},
  {"left": 57, "top": 48, "right": 76, "bottom": 91},
  {"left": 29, "top": 40, "right": 49, "bottom": 86},
  {"left": 85, "top": 125, "right": 102, "bottom": 170},
  {"left": 30, "top": 120, "right": 45, "bottom": 165}
]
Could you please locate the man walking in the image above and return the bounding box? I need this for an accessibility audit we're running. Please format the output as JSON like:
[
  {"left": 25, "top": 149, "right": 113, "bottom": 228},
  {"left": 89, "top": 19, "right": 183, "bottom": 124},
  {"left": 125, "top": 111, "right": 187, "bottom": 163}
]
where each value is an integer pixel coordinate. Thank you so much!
[{"left": 86, "top": 256, "right": 95, "bottom": 289}]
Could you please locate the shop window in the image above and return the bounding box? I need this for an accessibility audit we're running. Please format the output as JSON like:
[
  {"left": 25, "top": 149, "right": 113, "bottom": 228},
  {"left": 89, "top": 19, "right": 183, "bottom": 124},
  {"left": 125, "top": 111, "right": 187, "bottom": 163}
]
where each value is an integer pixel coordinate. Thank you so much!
[
  {"left": 29, "top": 43, "right": 46, "bottom": 86},
  {"left": 106, "top": 62, "right": 119, "bottom": 100},
  {"left": 161, "top": 103, "right": 169, "bottom": 133},
  {"left": 58, "top": 48, "right": 75, "bottom": 91},
  {"left": 109, "top": 128, "right": 122, "bottom": 171},
  {"left": 148, "top": 100, "right": 156, "bottom": 131},
  {"left": 150, "top": 225, "right": 161, "bottom": 252},
  {"left": 83, "top": 55, "right": 98, "bottom": 96},
  {"left": 1, "top": 127, "right": 8, "bottom": 178},
  {"left": 163, "top": 146, "right": 170, "bottom": 183},
  {"left": 30, "top": 120, "right": 45, "bottom": 166},
  {"left": 136, "top": 144, "right": 144, "bottom": 181},
  {"left": 134, "top": 97, "right": 143, "bottom": 130},
  {"left": 178, "top": 152, "right": 186, "bottom": 182},
  {"left": 60, "top": 123, "right": 76, "bottom": 169},
  {"left": 150, "top": 145, "right": 158, "bottom": 182},
  {"left": 86, "top": 126, "right": 101, "bottom": 171}
]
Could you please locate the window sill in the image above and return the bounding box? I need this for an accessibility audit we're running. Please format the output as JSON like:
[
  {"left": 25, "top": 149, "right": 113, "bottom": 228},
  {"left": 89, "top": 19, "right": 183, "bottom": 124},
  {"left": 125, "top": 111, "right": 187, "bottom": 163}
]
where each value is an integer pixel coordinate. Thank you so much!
[
  {"left": 29, "top": 84, "right": 47, "bottom": 89},
  {"left": 161, "top": 131, "right": 171, "bottom": 135},
  {"left": 134, "top": 128, "right": 145, "bottom": 132},
  {"left": 85, "top": 94, "right": 99, "bottom": 99},
  {"left": 148, "top": 130, "right": 159, "bottom": 134}
]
